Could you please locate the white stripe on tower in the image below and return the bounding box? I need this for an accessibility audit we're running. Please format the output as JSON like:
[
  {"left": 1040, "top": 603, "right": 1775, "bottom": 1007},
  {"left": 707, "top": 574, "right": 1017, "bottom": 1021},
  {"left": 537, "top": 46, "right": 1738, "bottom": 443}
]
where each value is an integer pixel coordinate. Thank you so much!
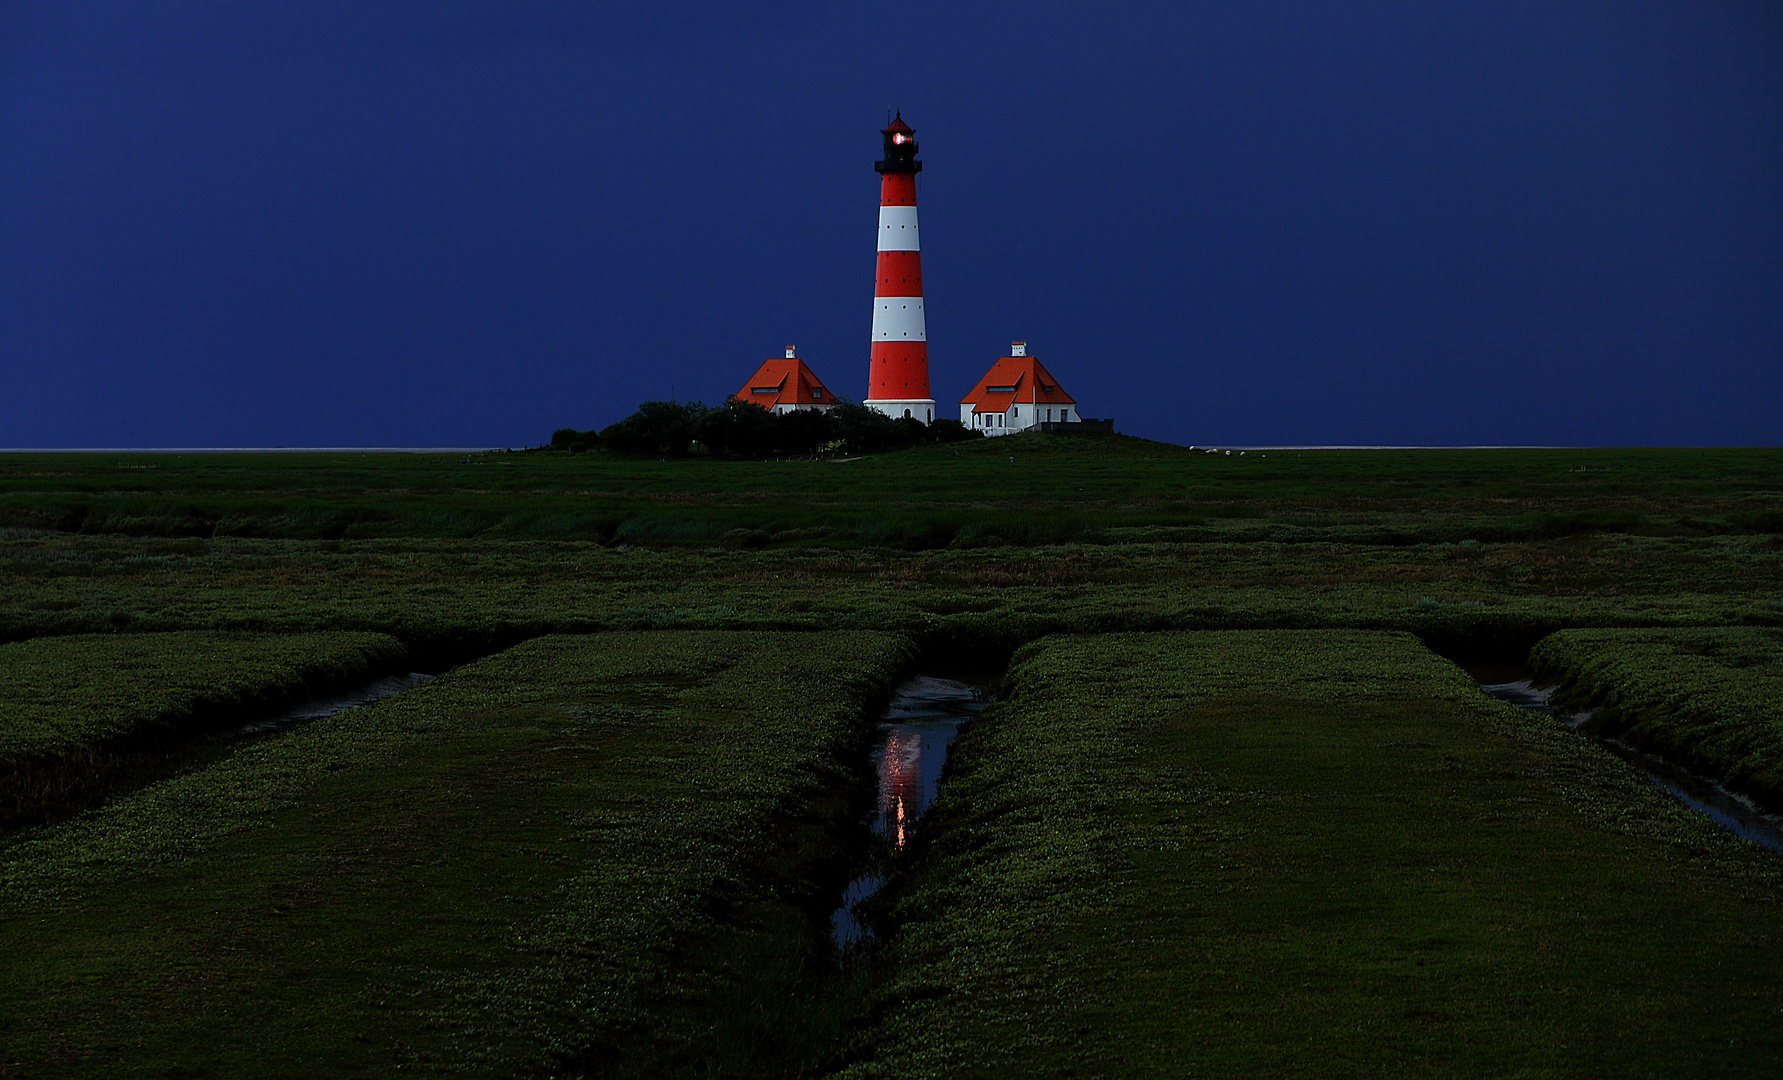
[
  {"left": 871, "top": 298, "right": 926, "bottom": 340},
  {"left": 876, "top": 206, "right": 921, "bottom": 250}
]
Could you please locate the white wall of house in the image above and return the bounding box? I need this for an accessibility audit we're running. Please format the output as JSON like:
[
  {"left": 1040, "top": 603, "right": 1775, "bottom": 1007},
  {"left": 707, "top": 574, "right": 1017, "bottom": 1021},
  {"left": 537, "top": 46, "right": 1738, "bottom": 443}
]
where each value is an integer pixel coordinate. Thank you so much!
[{"left": 962, "top": 403, "right": 1076, "bottom": 436}]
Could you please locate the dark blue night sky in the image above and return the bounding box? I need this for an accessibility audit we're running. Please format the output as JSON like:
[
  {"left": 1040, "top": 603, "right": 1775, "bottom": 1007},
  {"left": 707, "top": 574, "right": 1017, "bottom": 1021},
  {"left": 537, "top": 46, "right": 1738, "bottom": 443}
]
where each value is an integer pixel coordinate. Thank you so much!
[{"left": 2, "top": 2, "right": 1778, "bottom": 448}]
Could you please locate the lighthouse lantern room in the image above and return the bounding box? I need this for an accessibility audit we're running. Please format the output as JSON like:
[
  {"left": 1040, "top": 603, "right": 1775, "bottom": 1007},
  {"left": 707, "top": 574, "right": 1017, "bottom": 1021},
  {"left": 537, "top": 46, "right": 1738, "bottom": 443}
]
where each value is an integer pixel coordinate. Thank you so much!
[{"left": 864, "top": 114, "right": 936, "bottom": 423}]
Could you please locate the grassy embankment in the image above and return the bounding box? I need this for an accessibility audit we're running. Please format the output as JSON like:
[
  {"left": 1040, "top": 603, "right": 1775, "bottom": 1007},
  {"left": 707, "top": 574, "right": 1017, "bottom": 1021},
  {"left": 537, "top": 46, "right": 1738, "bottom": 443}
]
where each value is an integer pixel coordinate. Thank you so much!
[
  {"left": 2, "top": 441, "right": 1779, "bottom": 547},
  {"left": 851, "top": 630, "right": 1783, "bottom": 1077},
  {"left": 1531, "top": 627, "right": 1783, "bottom": 810},
  {"left": 0, "top": 444, "right": 1778, "bottom": 658},
  {"left": 0, "top": 631, "right": 911, "bottom": 1078},
  {"left": 0, "top": 631, "right": 405, "bottom": 826}
]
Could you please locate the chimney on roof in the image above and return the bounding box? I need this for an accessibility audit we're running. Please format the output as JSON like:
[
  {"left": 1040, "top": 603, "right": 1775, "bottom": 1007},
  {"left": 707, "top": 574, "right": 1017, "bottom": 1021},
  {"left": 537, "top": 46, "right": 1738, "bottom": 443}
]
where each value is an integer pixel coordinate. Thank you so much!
[
  {"left": 1010, "top": 341, "right": 1026, "bottom": 356},
  {"left": 785, "top": 345, "right": 797, "bottom": 358}
]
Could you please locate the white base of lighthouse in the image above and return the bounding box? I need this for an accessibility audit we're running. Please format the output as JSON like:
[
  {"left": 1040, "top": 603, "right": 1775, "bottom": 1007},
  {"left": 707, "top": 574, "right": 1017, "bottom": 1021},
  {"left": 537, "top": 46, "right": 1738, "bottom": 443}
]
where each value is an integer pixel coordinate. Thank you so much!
[{"left": 864, "top": 398, "right": 936, "bottom": 424}]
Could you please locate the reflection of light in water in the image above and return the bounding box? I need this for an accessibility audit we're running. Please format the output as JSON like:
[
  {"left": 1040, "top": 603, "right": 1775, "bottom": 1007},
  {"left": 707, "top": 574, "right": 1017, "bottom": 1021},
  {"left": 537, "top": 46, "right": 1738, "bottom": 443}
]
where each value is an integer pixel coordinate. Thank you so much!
[
  {"left": 834, "top": 676, "right": 990, "bottom": 949},
  {"left": 879, "top": 727, "right": 922, "bottom": 848}
]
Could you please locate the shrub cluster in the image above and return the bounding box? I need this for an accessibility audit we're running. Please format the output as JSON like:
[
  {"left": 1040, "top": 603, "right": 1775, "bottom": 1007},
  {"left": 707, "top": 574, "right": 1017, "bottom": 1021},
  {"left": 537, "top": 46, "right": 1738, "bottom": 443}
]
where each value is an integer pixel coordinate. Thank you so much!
[{"left": 554, "top": 397, "right": 980, "bottom": 456}]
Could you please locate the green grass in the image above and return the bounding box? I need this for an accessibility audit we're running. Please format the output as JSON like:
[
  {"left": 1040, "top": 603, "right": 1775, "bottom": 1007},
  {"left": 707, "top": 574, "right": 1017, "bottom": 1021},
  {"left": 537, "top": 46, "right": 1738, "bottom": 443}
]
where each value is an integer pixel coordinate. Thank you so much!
[
  {"left": 1, "top": 442, "right": 1778, "bottom": 547},
  {"left": 1, "top": 529, "right": 1778, "bottom": 657},
  {"left": 0, "top": 631, "right": 912, "bottom": 1078},
  {"left": 850, "top": 630, "right": 1783, "bottom": 1077},
  {"left": 0, "top": 631, "right": 405, "bottom": 825},
  {"left": 1, "top": 445, "right": 1781, "bottom": 1074},
  {"left": 0, "top": 445, "right": 1777, "bottom": 654},
  {"left": 0, "top": 443, "right": 1776, "bottom": 661},
  {"left": 1531, "top": 626, "right": 1783, "bottom": 809}
]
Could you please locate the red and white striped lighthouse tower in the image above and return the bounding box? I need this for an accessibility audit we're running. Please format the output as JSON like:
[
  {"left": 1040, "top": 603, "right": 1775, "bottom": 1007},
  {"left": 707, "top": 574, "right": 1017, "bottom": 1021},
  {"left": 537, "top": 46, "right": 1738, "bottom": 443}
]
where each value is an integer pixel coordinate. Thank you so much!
[{"left": 864, "top": 114, "right": 935, "bottom": 423}]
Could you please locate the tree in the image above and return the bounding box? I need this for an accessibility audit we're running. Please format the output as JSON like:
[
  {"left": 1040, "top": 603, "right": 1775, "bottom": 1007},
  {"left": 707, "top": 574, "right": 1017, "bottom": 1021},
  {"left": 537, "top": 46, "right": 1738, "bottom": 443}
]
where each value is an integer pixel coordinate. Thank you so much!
[
  {"left": 550, "top": 427, "right": 600, "bottom": 452},
  {"left": 926, "top": 418, "right": 981, "bottom": 443},
  {"left": 775, "top": 406, "right": 834, "bottom": 454},
  {"left": 696, "top": 398, "right": 780, "bottom": 456},
  {"left": 827, "top": 399, "right": 915, "bottom": 452},
  {"left": 600, "top": 400, "right": 712, "bottom": 455}
]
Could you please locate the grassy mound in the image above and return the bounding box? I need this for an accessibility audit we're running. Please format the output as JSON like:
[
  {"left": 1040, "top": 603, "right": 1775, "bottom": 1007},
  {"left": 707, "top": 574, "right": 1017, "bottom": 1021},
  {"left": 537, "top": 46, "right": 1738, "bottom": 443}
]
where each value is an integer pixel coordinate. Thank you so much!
[
  {"left": 0, "top": 630, "right": 911, "bottom": 1077},
  {"left": 850, "top": 630, "right": 1783, "bottom": 1077},
  {"left": 0, "top": 630, "right": 407, "bottom": 825},
  {"left": 1531, "top": 626, "right": 1783, "bottom": 809}
]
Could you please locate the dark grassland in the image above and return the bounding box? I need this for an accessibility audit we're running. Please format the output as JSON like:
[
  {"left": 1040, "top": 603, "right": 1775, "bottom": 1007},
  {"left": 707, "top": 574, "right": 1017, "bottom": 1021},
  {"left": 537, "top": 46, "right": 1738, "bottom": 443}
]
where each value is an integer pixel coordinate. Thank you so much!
[
  {"left": 1532, "top": 627, "right": 1783, "bottom": 810},
  {"left": 0, "top": 441, "right": 1780, "bottom": 1077},
  {"left": 2, "top": 440, "right": 1780, "bottom": 549},
  {"left": 853, "top": 631, "right": 1783, "bottom": 1078},
  {"left": 0, "top": 631, "right": 910, "bottom": 1078},
  {"left": 1, "top": 442, "right": 1779, "bottom": 656},
  {"left": 0, "top": 631, "right": 405, "bottom": 826}
]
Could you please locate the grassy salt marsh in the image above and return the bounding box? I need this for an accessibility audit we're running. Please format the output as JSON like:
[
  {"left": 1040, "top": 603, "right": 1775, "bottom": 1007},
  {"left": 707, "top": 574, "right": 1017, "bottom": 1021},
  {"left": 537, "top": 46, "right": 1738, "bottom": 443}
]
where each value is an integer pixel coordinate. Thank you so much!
[
  {"left": 1531, "top": 627, "right": 1783, "bottom": 810},
  {"left": 0, "top": 630, "right": 406, "bottom": 826},
  {"left": 1, "top": 442, "right": 1779, "bottom": 549},
  {"left": 851, "top": 630, "right": 1783, "bottom": 1078},
  {"left": 0, "top": 444, "right": 1777, "bottom": 654},
  {"left": 0, "top": 631, "right": 910, "bottom": 1078},
  {"left": 0, "top": 445, "right": 1779, "bottom": 1076}
]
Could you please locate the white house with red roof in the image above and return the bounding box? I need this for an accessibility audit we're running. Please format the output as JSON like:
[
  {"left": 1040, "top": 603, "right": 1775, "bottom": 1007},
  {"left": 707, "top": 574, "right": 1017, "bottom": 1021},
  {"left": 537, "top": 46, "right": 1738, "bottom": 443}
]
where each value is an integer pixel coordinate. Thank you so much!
[
  {"left": 958, "top": 342, "right": 1078, "bottom": 435},
  {"left": 734, "top": 347, "right": 837, "bottom": 414}
]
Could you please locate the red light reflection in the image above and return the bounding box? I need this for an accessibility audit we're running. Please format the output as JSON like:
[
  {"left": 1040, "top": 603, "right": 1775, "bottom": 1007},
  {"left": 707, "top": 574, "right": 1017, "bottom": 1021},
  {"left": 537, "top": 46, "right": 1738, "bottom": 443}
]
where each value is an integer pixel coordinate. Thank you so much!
[{"left": 878, "top": 727, "right": 922, "bottom": 848}]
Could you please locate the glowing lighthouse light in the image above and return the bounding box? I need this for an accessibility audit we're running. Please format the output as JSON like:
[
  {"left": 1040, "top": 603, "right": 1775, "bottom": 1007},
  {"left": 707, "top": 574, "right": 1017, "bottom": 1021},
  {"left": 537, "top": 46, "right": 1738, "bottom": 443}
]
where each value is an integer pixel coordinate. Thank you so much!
[{"left": 864, "top": 113, "right": 936, "bottom": 424}]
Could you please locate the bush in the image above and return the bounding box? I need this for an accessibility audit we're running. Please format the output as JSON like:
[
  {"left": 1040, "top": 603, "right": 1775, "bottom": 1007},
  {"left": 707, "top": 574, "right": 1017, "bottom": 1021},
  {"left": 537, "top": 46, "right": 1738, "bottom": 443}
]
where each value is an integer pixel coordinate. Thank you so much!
[
  {"left": 827, "top": 400, "right": 916, "bottom": 453},
  {"left": 696, "top": 398, "right": 784, "bottom": 456},
  {"left": 926, "top": 418, "right": 982, "bottom": 443},
  {"left": 550, "top": 428, "right": 600, "bottom": 452},
  {"left": 569, "top": 396, "right": 972, "bottom": 458},
  {"left": 600, "top": 401, "right": 714, "bottom": 455}
]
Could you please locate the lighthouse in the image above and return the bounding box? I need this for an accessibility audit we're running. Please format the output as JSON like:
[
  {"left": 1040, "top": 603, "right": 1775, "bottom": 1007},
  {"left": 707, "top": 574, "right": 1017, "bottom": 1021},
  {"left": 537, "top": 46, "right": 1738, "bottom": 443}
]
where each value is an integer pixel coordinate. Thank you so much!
[{"left": 864, "top": 114, "right": 935, "bottom": 423}]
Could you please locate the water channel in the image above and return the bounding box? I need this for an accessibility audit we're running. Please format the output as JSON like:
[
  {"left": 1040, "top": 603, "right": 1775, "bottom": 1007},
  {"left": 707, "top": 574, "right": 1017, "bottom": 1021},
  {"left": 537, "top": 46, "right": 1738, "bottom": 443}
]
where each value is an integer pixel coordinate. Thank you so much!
[
  {"left": 1472, "top": 669, "right": 1783, "bottom": 854},
  {"left": 232, "top": 671, "right": 434, "bottom": 736},
  {"left": 831, "top": 675, "right": 991, "bottom": 952}
]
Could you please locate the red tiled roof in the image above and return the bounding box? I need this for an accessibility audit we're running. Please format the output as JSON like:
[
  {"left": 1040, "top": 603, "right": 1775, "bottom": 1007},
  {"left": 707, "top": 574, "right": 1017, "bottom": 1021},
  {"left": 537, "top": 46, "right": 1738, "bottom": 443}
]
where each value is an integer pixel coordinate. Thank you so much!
[
  {"left": 734, "top": 357, "right": 834, "bottom": 409},
  {"left": 959, "top": 354, "right": 1076, "bottom": 412}
]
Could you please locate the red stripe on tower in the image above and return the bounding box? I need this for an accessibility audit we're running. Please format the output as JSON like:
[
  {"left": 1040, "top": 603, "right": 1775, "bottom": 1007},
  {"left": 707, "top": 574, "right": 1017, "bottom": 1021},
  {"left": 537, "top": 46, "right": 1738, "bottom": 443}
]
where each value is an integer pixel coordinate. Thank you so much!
[{"left": 864, "top": 113, "right": 936, "bottom": 423}]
